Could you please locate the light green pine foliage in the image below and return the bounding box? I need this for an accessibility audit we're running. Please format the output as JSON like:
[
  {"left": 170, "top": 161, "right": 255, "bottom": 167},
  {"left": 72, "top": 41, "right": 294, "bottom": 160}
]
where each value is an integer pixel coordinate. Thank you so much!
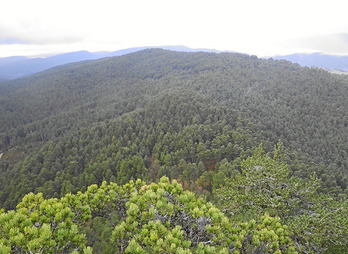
[{"left": 0, "top": 177, "right": 297, "bottom": 253}]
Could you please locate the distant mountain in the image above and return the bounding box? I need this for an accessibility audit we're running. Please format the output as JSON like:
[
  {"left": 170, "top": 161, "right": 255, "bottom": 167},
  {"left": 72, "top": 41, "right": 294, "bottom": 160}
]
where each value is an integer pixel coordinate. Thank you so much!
[
  {"left": 274, "top": 53, "right": 348, "bottom": 72},
  {"left": 0, "top": 51, "right": 102, "bottom": 80},
  {"left": 0, "top": 46, "right": 224, "bottom": 81},
  {"left": 0, "top": 56, "right": 28, "bottom": 66}
]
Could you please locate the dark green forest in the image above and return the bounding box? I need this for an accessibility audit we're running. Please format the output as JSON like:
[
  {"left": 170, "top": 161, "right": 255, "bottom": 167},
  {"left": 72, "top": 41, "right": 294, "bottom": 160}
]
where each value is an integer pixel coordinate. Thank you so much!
[{"left": 0, "top": 49, "right": 347, "bottom": 253}]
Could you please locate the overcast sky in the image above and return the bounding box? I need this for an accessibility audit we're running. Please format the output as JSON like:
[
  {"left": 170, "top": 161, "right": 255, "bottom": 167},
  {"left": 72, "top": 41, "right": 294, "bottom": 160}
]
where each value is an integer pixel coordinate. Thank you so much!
[{"left": 1, "top": 0, "right": 348, "bottom": 58}]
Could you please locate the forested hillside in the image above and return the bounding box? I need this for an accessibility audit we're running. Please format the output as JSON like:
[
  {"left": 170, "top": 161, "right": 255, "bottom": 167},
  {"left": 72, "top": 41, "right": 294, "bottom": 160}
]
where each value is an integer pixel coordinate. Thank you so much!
[{"left": 0, "top": 49, "right": 347, "bottom": 253}]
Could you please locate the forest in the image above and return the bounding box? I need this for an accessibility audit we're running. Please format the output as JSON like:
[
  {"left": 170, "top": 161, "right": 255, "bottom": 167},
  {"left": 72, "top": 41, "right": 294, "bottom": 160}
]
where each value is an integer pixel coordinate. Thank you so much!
[{"left": 0, "top": 49, "right": 347, "bottom": 253}]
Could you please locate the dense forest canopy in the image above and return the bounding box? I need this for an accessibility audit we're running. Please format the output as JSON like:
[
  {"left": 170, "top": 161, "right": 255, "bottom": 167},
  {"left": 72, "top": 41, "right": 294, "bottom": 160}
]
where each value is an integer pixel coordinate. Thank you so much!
[{"left": 0, "top": 49, "right": 347, "bottom": 253}]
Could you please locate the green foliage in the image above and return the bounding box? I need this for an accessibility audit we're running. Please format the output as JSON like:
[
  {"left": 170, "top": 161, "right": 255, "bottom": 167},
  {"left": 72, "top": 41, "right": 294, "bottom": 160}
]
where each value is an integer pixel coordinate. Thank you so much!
[
  {"left": 0, "top": 177, "right": 297, "bottom": 253},
  {"left": 0, "top": 192, "right": 91, "bottom": 253},
  {"left": 216, "top": 144, "right": 348, "bottom": 253},
  {"left": 0, "top": 92, "right": 257, "bottom": 209},
  {"left": 109, "top": 177, "right": 297, "bottom": 253}
]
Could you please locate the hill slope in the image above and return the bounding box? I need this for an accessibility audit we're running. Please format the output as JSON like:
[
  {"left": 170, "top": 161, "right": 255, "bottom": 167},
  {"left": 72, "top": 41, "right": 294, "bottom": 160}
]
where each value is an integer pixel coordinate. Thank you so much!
[{"left": 0, "top": 49, "right": 347, "bottom": 209}]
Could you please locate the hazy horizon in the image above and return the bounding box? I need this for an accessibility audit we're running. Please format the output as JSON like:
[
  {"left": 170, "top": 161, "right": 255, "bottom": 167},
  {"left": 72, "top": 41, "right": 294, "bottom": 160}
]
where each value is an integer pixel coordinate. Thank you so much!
[{"left": 1, "top": 0, "right": 348, "bottom": 58}]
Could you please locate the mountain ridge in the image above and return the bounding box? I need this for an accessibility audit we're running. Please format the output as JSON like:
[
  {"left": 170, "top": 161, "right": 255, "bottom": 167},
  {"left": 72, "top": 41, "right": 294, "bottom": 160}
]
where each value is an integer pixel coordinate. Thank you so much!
[
  {"left": 0, "top": 49, "right": 346, "bottom": 186},
  {"left": 274, "top": 52, "right": 348, "bottom": 72},
  {"left": 3, "top": 46, "right": 348, "bottom": 81},
  {"left": 0, "top": 46, "right": 225, "bottom": 81}
]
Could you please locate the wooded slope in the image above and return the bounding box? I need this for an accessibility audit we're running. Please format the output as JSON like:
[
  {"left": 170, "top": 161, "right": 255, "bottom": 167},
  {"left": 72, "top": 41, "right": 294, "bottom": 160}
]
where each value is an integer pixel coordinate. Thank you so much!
[{"left": 0, "top": 49, "right": 347, "bottom": 208}]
